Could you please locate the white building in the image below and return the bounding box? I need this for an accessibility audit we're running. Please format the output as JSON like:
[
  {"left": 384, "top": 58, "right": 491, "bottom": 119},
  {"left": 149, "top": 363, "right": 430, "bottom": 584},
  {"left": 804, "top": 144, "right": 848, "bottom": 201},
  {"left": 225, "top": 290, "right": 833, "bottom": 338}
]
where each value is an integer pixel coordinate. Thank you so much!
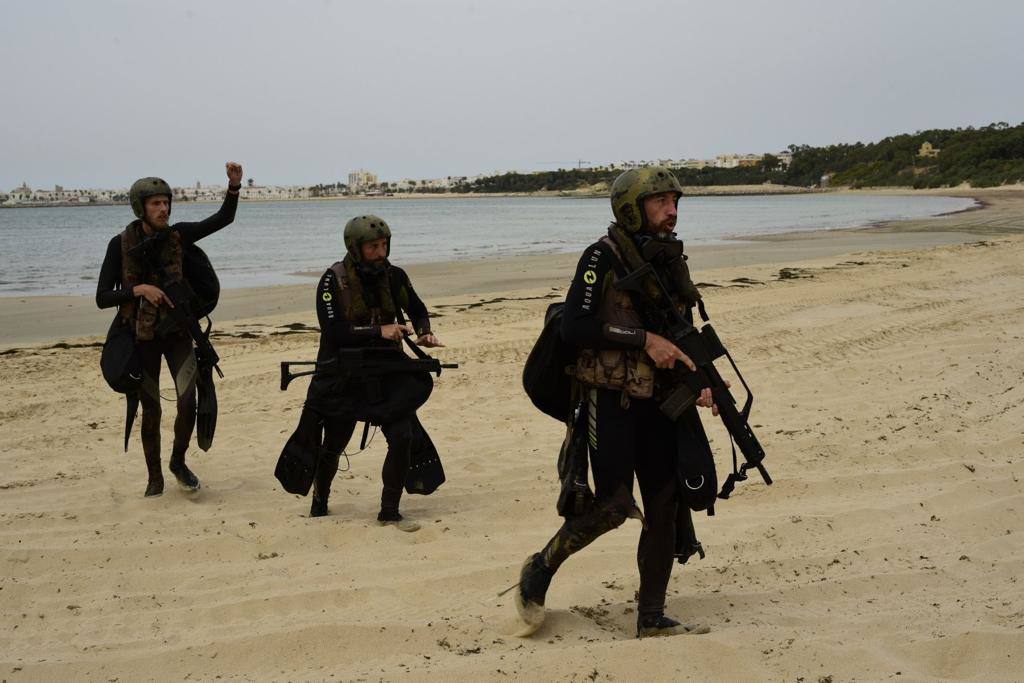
[
  {"left": 238, "top": 185, "right": 312, "bottom": 200},
  {"left": 714, "top": 154, "right": 740, "bottom": 169},
  {"left": 348, "top": 170, "right": 379, "bottom": 192},
  {"left": 418, "top": 177, "right": 450, "bottom": 190},
  {"left": 6, "top": 181, "right": 33, "bottom": 204}
]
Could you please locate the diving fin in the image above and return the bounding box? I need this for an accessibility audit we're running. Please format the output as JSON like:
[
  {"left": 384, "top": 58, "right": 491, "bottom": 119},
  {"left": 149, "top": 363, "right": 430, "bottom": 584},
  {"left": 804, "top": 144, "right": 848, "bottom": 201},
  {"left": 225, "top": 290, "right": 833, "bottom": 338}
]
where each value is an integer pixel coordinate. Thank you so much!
[
  {"left": 174, "top": 351, "right": 198, "bottom": 399},
  {"left": 196, "top": 365, "right": 217, "bottom": 452},
  {"left": 124, "top": 392, "right": 140, "bottom": 452}
]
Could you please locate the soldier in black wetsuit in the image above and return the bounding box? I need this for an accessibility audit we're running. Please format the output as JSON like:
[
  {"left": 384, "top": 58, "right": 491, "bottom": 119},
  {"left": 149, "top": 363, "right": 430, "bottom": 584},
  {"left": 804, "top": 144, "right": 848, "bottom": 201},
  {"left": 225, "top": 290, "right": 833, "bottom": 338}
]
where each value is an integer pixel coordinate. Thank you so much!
[
  {"left": 306, "top": 215, "right": 443, "bottom": 531},
  {"left": 96, "top": 163, "right": 243, "bottom": 496},
  {"left": 515, "top": 167, "right": 722, "bottom": 638}
]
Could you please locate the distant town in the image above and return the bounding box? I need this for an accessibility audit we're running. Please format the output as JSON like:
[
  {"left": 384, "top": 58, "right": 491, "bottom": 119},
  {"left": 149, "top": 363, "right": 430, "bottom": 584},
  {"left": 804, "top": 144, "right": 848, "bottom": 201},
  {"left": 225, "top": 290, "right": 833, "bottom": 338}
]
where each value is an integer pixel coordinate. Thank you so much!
[{"left": 1, "top": 151, "right": 793, "bottom": 207}]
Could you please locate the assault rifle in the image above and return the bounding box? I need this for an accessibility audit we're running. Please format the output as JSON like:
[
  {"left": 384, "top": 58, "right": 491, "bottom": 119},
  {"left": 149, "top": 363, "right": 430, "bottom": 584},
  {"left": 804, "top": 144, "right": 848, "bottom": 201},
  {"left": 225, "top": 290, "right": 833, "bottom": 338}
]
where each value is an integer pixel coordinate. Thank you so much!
[
  {"left": 281, "top": 345, "right": 458, "bottom": 392},
  {"left": 615, "top": 263, "right": 772, "bottom": 495}
]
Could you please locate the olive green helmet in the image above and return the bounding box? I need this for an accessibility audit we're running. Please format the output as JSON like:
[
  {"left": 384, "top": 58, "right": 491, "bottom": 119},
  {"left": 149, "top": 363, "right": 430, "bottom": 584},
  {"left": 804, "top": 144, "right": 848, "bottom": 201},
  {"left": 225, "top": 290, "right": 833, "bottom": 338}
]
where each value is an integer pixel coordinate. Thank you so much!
[
  {"left": 343, "top": 214, "right": 392, "bottom": 262},
  {"left": 610, "top": 166, "right": 683, "bottom": 232},
  {"left": 129, "top": 177, "right": 173, "bottom": 220}
]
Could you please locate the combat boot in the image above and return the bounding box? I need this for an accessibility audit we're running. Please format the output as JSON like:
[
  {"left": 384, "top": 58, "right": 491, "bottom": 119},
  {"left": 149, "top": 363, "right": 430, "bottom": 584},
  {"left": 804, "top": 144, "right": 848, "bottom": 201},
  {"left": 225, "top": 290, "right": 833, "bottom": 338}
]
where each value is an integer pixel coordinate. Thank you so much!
[
  {"left": 636, "top": 613, "right": 710, "bottom": 638},
  {"left": 514, "top": 553, "right": 554, "bottom": 636},
  {"left": 377, "top": 507, "right": 420, "bottom": 532},
  {"left": 310, "top": 494, "right": 329, "bottom": 518},
  {"left": 144, "top": 451, "right": 163, "bottom": 498},
  {"left": 169, "top": 452, "right": 201, "bottom": 492}
]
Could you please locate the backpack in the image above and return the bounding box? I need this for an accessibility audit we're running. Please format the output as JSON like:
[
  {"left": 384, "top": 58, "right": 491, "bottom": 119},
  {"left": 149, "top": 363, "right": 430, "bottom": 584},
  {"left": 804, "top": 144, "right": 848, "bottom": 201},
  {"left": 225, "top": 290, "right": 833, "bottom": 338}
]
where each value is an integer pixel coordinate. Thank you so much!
[
  {"left": 100, "top": 313, "right": 142, "bottom": 394},
  {"left": 182, "top": 243, "right": 220, "bottom": 319},
  {"left": 521, "top": 302, "right": 576, "bottom": 422}
]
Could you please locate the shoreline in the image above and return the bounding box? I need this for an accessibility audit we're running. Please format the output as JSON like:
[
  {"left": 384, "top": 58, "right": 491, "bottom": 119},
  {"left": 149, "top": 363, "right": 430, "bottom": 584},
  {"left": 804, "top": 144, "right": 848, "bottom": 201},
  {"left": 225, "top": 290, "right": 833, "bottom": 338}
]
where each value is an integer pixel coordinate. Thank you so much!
[
  {"left": 3, "top": 188, "right": 1022, "bottom": 349},
  {"left": 0, "top": 186, "right": 814, "bottom": 208},
  {"left": 9, "top": 183, "right": 1021, "bottom": 209}
]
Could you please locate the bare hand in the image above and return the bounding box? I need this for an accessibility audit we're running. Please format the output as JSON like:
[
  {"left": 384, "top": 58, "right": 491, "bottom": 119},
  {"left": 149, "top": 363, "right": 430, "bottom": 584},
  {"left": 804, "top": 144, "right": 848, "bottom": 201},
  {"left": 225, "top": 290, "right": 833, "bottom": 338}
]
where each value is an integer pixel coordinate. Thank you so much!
[
  {"left": 380, "top": 323, "right": 413, "bottom": 341},
  {"left": 225, "top": 161, "right": 243, "bottom": 186},
  {"left": 643, "top": 332, "right": 695, "bottom": 370},
  {"left": 133, "top": 284, "right": 173, "bottom": 308},
  {"left": 695, "top": 379, "right": 730, "bottom": 416},
  {"left": 415, "top": 333, "right": 444, "bottom": 348}
]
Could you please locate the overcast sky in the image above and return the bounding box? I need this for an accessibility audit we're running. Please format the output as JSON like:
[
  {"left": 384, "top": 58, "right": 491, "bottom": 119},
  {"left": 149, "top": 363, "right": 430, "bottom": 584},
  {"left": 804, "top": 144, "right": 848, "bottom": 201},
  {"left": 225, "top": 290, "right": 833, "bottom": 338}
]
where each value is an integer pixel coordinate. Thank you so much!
[{"left": 2, "top": 0, "right": 1022, "bottom": 189}]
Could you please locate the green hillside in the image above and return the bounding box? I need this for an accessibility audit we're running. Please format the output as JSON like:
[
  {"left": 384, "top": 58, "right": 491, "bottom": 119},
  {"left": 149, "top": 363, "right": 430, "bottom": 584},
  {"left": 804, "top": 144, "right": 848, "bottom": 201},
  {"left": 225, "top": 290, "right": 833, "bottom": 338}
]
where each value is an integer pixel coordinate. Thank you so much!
[{"left": 455, "top": 122, "right": 1024, "bottom": 192}]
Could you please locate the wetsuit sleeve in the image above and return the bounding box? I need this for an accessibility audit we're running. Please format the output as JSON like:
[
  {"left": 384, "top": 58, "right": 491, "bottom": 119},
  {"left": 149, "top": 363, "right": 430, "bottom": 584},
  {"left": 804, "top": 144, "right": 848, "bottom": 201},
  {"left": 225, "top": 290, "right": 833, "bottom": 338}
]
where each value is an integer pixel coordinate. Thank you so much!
[
  {"left": 96, "top": 235, "right": 134, "bottom": 309},
  {"left": 316, "top": 269, "right": 380, "bottom": 348},
  {"left": 561, "top": 243, "right": 646, "bottom": 350},
  {"left": 174, "top": 191, "right": 239, "bottom": 245},
  {"left": 394, "top": 268, "right": 431, "bottom": 335}
]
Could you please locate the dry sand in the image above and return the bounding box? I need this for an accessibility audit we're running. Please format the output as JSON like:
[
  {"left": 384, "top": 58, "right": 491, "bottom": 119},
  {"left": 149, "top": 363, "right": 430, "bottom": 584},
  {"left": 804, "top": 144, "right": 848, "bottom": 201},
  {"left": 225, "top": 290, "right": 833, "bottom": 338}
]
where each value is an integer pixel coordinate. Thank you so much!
[{"left": 2, "top": 191, "right": 1023, "bottom": 681}]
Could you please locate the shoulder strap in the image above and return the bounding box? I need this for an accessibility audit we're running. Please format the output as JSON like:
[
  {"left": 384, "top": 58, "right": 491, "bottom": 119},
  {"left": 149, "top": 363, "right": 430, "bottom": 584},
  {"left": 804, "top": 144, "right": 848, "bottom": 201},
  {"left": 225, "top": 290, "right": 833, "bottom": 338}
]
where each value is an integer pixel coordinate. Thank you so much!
[
  {"left": 598, "top": 236, "right": 629, "bottom": 279},
  {"left": 329, "top": 261, "right": 347, "bottom": 290},
  {"left": 387, "top": 268, "right": 407, "bottom": 326}
]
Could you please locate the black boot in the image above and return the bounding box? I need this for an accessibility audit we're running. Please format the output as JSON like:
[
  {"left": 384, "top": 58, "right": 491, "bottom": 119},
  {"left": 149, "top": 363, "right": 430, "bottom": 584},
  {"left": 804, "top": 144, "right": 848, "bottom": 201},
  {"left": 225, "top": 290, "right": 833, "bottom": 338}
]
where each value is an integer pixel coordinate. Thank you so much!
[
  {"left": 169, "top": 453, "right": 201, "bottom": 491},
  {"left": 377, "top": 507, "right": 420, "bottom": 532},
  {"left": 144, "top": 477, "right": 164, "bottom": 497},
  {"left": 514, "top": 553, "right": 554, "bottom": 636},
  {"left": 636, "top": 613, "right": 710, "bottom": 638},
  {"left": 144, "top": 451, "right": 163, "bottom": 498},
  {"left": 310, "top": 495, "right": 329, "bottom": 518}
]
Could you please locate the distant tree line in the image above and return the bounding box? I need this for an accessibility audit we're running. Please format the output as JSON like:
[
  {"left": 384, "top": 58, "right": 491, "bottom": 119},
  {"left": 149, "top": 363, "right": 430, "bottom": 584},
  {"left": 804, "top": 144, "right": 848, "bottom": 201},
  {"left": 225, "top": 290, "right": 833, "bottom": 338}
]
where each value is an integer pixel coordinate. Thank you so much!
[
  {"left": 453, "top": 122, "right": 1024, "bottom": 192},
  {"left": 789, "top": 121, "right": 1024, "bottom": 188},
  {"left": 309, "top": 182, "right": 349, "bottom": 197}
]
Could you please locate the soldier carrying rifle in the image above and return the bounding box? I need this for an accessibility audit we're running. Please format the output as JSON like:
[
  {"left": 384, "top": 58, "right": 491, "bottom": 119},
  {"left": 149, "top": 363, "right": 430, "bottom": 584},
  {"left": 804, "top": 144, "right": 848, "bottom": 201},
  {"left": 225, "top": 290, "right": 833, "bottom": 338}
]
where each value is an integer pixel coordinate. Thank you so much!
[
  {"left": 514, "top": 167, "right": 770, "bottom": 638},
  {"left": 277, "top": 215, "right": 453, "bottom": 532}
]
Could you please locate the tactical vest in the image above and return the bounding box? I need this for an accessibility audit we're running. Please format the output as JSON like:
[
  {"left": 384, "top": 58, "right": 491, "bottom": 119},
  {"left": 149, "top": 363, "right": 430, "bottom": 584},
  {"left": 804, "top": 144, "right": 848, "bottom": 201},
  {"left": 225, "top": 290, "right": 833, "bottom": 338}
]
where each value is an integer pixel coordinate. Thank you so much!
[
  {"left": 574, "top": 235, "right": 697, "bottom": 399},
  {"left": 329, "top": 258, "right": 410, "bottom": 326},
  {"left": 119, "top": 222, "right": 183, "bottom": 341}
]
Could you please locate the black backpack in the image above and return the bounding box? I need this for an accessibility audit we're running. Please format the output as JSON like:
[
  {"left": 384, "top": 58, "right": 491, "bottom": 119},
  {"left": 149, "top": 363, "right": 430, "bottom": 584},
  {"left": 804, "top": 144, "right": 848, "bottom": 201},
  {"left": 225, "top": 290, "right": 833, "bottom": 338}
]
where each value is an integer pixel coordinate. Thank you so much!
[
  {"left": 100, "top": 313, "right": 142, "bottom": 394},
  {"left": 521, "top": 302, "right": 576, "bottom": 422},
  {"left": 182, "top": 243, "right": 220, "bottom": 319}
]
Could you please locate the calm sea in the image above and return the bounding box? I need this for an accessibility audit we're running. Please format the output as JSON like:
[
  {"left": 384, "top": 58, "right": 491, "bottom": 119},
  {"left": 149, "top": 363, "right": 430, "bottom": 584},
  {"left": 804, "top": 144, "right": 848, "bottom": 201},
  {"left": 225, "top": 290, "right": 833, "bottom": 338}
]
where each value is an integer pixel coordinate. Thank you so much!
[{"left": 0, "top": 194, "right": 975, "bottom": 296}]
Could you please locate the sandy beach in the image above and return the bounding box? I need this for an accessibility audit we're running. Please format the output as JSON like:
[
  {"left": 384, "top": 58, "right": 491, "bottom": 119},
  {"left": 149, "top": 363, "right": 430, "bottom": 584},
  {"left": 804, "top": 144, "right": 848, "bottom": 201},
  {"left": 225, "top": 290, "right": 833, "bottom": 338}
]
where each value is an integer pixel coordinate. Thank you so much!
[{"left": 2, "top": 190, "right": 1023, "bottom": 680}]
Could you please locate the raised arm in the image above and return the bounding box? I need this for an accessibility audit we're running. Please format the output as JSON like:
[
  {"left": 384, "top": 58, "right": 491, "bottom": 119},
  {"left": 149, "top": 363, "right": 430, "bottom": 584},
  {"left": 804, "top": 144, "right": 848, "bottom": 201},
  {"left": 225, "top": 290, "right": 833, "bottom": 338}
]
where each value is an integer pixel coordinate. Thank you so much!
[{"left": 174, "top": 162, "right": 243, "bottom": 245}]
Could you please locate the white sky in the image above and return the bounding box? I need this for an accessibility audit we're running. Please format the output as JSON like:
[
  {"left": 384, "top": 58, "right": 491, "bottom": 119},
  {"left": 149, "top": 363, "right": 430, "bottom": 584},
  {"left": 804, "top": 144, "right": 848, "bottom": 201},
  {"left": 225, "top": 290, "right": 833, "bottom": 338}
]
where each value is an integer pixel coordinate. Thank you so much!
[{"left": 1, "top": 0, "right": 1022, "bottom": 189}]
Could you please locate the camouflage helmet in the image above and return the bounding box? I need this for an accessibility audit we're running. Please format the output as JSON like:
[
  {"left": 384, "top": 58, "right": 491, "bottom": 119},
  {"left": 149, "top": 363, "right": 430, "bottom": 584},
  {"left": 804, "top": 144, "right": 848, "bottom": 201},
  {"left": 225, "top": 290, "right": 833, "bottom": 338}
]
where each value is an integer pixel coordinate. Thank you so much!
[
  {"left": 610, "top": 166, "right": 683, "bottom": 232},
  {"left": 343, "top": 215, "right": 392, "bottom": 262},
  {"left": 129, "top": 177, "right": 173, "bottom": 220}
]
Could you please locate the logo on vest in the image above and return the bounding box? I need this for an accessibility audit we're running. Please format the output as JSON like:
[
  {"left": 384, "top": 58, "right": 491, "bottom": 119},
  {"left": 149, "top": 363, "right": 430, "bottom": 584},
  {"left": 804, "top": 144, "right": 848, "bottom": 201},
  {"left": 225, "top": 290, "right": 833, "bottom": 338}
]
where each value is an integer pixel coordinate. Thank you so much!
[
  {"left": 322, "top": 292, "right": 333, "bottom": 302},
  {"left": 583, "top": 269, "right": 597, "bottom": 284}
]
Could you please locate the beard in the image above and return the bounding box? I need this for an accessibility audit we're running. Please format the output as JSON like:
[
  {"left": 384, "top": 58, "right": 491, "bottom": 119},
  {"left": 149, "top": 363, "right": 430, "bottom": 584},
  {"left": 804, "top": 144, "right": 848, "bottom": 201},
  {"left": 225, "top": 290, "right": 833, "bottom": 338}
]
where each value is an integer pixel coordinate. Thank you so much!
[
  {"left": 649, "top": 215, "right": 676, "bottom": 234},
  {"left": 357, "top": 257, "right": 389, "bottom": 276},
  {"left": 145, "top": 212, "right": 170, "bottom": 231}
]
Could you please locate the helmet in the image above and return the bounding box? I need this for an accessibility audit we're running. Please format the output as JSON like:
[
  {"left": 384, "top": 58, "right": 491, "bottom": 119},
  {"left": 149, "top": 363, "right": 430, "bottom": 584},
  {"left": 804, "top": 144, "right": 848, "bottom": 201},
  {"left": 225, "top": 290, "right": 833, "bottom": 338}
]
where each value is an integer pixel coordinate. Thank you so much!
[
  {"left": 129, "top": 177, "right": 173, "bottom": 220},
  {"left": 343, "top": 214, "right": 392, "bottom": 263},
  {"left": 610, "top": 166, "right": 683, "bottom": 232}
]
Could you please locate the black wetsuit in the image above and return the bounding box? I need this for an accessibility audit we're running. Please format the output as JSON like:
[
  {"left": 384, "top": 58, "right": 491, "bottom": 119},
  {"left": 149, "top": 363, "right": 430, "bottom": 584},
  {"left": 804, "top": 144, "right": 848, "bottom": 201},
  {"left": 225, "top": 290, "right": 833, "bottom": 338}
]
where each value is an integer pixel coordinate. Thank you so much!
[
  {"left": 311, "top": 264, "right": 432, "bottom": 512},
  {"left": 95, "top": 193, "right": 238, "bottom": 479},
  {"left": 538, "top": 238, "right": 686, "bottom": 619}
]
